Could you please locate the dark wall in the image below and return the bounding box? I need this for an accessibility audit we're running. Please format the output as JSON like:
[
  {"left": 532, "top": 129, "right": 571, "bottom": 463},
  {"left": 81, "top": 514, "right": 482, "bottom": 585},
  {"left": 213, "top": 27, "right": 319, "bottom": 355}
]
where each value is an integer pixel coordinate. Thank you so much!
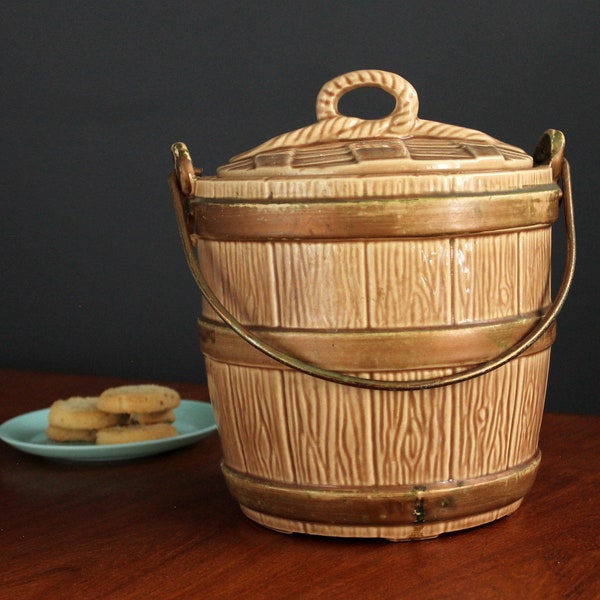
[{"left": 2, "top": 2, "right": 598, "bottom": 413}]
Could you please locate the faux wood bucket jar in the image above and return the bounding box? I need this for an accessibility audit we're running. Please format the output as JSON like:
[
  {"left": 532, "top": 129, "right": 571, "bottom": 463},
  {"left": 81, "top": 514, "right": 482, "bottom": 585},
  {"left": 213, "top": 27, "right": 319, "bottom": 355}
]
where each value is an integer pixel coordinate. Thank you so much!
[{"left": 169, "top": 70, "right": 575, "bottom": 540}]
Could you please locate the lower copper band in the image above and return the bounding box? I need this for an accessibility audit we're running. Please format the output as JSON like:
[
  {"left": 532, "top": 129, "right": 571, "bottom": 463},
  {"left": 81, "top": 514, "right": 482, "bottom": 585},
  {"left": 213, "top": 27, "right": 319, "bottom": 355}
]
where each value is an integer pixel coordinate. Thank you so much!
[{"left": 222, "top": 452, "right": 541, "bottom": 526}]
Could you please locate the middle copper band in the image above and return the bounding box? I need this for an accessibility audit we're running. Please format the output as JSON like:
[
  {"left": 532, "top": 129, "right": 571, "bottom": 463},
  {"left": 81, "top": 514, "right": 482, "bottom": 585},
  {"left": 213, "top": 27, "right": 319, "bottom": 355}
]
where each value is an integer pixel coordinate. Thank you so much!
[{"left": 198, "top": 315, "right": 555, "bottom": 371}]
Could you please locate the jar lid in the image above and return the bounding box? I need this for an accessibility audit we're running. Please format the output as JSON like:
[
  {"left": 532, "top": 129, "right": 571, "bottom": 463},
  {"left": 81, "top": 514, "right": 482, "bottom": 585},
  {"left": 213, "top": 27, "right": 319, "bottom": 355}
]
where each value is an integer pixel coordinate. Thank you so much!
[
  {"left": 173, "top": 70, "right": 561, "bottom": 201},
  {"left": 217, "top": 70, "right": 532, "bottom": 178}
]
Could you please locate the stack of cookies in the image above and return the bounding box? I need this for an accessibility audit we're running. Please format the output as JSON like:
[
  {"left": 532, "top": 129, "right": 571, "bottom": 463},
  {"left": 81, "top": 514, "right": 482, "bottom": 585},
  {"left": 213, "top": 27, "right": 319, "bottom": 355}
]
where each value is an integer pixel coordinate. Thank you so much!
[{"left": 46, "top": 384, "right": 181, "bottom": 445}]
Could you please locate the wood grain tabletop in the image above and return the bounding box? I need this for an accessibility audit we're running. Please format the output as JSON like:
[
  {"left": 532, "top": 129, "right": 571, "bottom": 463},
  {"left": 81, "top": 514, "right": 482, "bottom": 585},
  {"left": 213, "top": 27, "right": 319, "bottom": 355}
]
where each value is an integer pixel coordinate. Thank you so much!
[{"left": 1, "top": 369, "right": 598, "bottom": 599}]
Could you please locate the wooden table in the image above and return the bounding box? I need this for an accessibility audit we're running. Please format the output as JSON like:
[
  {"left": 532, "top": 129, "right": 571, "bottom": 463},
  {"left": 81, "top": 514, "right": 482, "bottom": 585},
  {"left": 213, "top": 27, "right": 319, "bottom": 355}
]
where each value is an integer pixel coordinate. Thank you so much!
[{"left": 1, "top": 369, "right": 598, "bottom": 599}]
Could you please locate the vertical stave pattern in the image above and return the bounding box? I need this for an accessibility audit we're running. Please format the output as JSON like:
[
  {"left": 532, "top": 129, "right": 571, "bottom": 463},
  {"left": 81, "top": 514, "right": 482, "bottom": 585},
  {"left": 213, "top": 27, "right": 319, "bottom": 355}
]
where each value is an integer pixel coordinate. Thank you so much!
[
  {"left": 274, "top": 242, "right": 367, "bottom": 328},
  {"left": 371, "top": 369, "right": 453, "bottom": 485},
  {"left": 283, "top": 370, "right": 374, "bottom": 486},
  {"left": 196, "top": 238, "right": 220, "bottom": 322},
  {"left": 205, "top": 358, "right": 247, "bottom": 472},
  {"left": 197, "top": 240, "right": 280, "bottom": 326},
  {"left": 507, "top": 351, "right": 550, "bottom": 463},
  {"left": 206, "top": 359, "right": 295, "bottom": 482},
  {"left": 450, "top": 361, "right": 517, "bottom": 480},
  {"left": 454, "top": 233, "right": 519, "bottom": 323},
  {"left": 449, "top": 349, "right": 551, "bottom": 480},
  {"left": 519, "top": 228, "right": 552, "bottom": 313},
  {"left": 366, "top": 240, "right": 452, "bottom": 327}
]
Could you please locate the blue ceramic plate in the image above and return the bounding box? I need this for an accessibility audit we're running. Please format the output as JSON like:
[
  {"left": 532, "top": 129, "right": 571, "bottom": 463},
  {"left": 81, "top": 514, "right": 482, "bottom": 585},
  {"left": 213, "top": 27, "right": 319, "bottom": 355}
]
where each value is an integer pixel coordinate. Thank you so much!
[{"left": 0, "top": 400, "right": 217, "bottom": 462}]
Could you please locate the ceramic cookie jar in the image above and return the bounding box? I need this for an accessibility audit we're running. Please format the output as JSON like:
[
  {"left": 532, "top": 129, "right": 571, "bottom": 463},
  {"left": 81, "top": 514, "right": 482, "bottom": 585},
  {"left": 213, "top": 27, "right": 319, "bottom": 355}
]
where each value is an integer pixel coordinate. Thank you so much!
[{"left": 169, "top": 69, "right": 575, "bottom": 540}]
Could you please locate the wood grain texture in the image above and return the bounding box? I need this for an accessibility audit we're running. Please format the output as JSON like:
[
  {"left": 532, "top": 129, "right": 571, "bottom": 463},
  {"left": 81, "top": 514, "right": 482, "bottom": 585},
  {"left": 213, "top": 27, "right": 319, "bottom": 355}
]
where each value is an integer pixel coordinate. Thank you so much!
[
  {"left": 449, "top": 351, "right": 550, "bottom": 480},
  {"left": 274, "top": 241, "right": 367, "bottom": 328},
  {"left": 1, "top": 371, "right": 597, "bottom": 599},
  {"left": 198, "top": 239, "right": 279, "bottom": 326},
  {"left": 367, "top": 239, "right": 452, "bottom": 327},
  {"left": 453, "top": 232, "right": 520, "bottom": 323},
  {"left": 519, "top": 227, "right": 552, "bottom": 312},
  {"left": 197, "top": 230, "right": 549, "bottom": 330},
  {"left": 211, "top": 356, "right": 546, "bottom": 489},
  {"left": 206, "top": 359, "right": 294, "bottom": 481},
  {"left": 370, "top": 369, "right": 453, "bottom": 485},
  {"left": 283, "top": 370, "right": 374, "bottom": 486},
  {"left": 195, "top": 164, "right": 556, "bottom": 200},
  {"left": 507, "top": 351, "right": 549, "bottom": 463}
]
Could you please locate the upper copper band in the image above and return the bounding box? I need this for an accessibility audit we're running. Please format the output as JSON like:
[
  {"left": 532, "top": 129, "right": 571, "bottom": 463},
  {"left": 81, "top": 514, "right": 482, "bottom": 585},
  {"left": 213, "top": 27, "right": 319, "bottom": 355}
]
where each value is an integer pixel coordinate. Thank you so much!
[{"left": 191, "top": 187, "right": 560, "bottom": 241}]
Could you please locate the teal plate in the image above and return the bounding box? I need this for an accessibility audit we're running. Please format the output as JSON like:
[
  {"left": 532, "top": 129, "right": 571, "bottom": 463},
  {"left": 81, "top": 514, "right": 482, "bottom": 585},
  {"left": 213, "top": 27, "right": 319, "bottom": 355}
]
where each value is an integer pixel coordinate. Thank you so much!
[{"left": 0, "top": 400, "right": 217, "bottom": 462}]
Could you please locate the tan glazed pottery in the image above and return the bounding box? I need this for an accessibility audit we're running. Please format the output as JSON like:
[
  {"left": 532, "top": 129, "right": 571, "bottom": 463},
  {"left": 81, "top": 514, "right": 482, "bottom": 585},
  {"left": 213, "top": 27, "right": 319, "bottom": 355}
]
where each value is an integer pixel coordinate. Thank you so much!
[{"left": 169, "top": 69, "right": 575, "bottom": 540}]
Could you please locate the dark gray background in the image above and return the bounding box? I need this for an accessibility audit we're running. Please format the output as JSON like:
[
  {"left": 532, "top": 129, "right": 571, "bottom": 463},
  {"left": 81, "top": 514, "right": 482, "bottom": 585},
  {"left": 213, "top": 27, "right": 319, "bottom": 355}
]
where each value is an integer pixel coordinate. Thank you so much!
[{"left": 2, "top": 2, "right": 598, "bottom": 413}]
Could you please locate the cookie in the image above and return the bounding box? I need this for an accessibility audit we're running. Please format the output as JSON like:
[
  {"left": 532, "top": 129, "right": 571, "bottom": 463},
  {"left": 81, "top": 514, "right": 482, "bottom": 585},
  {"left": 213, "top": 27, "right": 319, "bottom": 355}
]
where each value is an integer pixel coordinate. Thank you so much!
[
  {"left": 98, "top": 384, "right": 180, "bottom": 414},
  {"left": 46, "top": 424, "right": 97, "bottom": 443},
  {"left": 48, "top": 397, "right": 124, "bottom": 430},
  {"left": 130, "top": 409, "right": 176, "bottom": 425},
  {"left": 96, "top": 423, "right": 178, "bottom": 445}
]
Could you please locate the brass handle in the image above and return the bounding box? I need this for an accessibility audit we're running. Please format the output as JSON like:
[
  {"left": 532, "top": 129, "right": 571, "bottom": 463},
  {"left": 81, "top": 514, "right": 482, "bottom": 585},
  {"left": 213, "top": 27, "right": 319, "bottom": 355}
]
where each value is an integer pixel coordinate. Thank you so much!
[
  {"left": 170, "top": 139, "right": 575, "bottom": 391},
  {"left": 171, "top": 142, "right": 197, "bottom": 197}
]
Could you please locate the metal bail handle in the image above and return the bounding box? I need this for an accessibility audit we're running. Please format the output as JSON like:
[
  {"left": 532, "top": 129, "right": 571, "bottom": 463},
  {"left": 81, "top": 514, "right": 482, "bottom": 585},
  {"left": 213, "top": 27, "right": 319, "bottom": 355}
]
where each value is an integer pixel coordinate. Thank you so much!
[{"left": 169, "top": 137, "right": 575, "bottom": 392}]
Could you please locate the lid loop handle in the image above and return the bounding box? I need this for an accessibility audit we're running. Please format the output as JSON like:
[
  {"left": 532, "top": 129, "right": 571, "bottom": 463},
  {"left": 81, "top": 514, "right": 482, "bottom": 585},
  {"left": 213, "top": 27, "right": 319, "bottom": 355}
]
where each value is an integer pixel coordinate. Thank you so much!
[
  {"left": 229, "top": 70, "right": 423, "bottom": 161},
  {"left": 315, "top": 69, "right": 419, "bottom": 136}
]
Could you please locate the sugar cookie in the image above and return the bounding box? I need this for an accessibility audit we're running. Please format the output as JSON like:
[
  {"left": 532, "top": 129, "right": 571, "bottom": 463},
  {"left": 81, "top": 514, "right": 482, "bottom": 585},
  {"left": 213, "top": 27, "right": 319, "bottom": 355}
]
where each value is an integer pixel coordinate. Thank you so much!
[
  {"left": 46, "top": 424, "right": 97, "bottom": 443},
  {"left": 130, "top": 409, "right": 176, "bottom": 425},
  {"left": 98, "top": 384, "right": 180, "bottom": 414},
  {"left": 48, "top": 397, "right": 124, "bottom": 430},
  {"left": 96, "top": 423, "right": 177, "bottom": 445}
]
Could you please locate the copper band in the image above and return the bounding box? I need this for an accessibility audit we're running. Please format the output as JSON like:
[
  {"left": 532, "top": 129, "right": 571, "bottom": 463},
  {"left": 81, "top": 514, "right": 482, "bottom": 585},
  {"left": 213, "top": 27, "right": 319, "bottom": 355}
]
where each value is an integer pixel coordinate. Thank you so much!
[
  {"left": 222, "top": 452, "right": 541, "bottom": 526},
  {"left": 191, "top": 187, "right": 560, "bottom": 241},
  {"left": 198, "top": 316, "right": 555, "bottom": 371}
]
